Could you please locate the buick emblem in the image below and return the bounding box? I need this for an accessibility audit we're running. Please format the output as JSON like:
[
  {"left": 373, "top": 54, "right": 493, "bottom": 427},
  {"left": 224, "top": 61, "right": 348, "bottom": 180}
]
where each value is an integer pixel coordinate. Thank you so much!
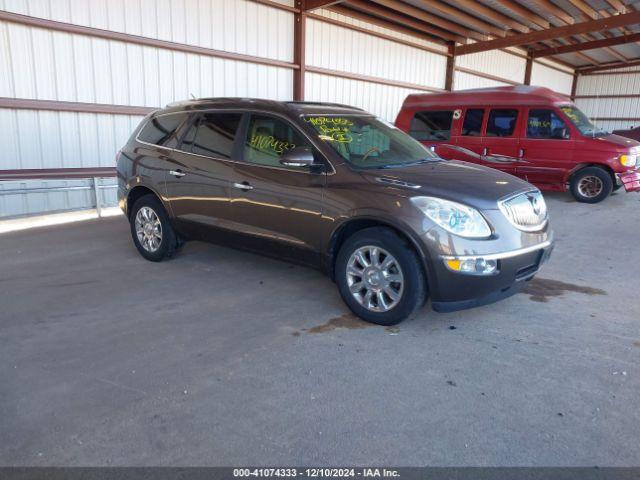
[{"left": 528, "top": 194, "right": 542, "bottom": 215}]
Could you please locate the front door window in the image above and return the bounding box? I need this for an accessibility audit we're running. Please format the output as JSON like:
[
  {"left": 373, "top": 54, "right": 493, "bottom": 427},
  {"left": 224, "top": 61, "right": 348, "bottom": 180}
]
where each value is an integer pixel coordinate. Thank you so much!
[{"left": 243, "top": 115, "right": 311, "bottom": 168}]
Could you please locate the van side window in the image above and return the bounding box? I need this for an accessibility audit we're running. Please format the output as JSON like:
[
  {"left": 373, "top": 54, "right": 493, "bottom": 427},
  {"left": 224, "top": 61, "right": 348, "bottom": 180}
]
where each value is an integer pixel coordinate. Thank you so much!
[
  {"left": 527, "top": 109, "right": 569, "bottom": 139},
  {"left": 486, "top": 109, "right": 519, "bottom": 137},
  {"left": 409, "top": 111, "right": 453, "bottom": 141},
  {"left": 138, "top": 113, "right": 188, "bottom": 146},
  {"left": 244, "top": 114, "right": 311, "bottom": 168},
  {"left": 462, "top": 109, "right": 484, "bottom": 136},
  {"left": 180, "top": 113, "right": 242, "bottom": 158}
]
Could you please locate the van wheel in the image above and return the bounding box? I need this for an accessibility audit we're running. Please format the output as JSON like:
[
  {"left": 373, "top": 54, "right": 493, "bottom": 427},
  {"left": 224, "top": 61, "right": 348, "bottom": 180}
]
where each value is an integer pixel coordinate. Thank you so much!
[
  {"left": 335, "top": 227, "right": 427, "bottom": 326},
  {"left": 570, "top": 167, "right": 613, "bottom": 203},
  {"left": 129, "top": 194, "right": 179, "bottom": 262}
]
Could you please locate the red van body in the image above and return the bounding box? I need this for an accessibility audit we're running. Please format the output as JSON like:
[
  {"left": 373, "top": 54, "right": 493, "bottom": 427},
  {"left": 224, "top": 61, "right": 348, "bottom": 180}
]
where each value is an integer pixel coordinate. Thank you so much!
[{"left": 396, "top": 86, "right": 640, "bottom": 203}]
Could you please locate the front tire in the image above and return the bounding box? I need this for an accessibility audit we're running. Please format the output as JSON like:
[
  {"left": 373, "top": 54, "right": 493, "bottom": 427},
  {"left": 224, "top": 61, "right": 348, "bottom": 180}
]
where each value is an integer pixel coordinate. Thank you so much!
[
  {"left": 129, "top": 194, "right": 179, "bottom": 262},
  {"left": 570, "top": 167, "right": 613, "bottom": 203},
  {"left": 335, "top": 227, "right": 427, "bottom": 326}
]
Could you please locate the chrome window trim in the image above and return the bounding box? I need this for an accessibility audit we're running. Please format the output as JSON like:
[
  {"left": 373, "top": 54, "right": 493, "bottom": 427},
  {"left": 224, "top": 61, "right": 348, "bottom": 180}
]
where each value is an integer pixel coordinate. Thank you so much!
[
  {"left": 440, "top": 240, "right": 552, "bottom": 262},
  {"left": 498, "top": 189, "right": 549, "bottom": 233},
  {"left": 135, "top": 108, "right": 337, "bottom": 175}
]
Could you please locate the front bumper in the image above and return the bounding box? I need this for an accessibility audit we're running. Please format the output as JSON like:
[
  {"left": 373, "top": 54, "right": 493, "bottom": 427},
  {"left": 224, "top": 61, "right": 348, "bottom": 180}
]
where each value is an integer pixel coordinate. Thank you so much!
[
  {"left": 429, "top": 240, "right": 554, "bottom": 313},
  {"left": 617, "top": 170, "right": 640, "bottom": 192}
]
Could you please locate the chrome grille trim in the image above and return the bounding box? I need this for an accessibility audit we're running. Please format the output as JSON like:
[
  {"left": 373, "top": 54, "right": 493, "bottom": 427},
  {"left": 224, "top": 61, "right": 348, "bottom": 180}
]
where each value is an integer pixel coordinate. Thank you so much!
[{"left": 498, "top": 190, "right": 548, "bottom": 232}]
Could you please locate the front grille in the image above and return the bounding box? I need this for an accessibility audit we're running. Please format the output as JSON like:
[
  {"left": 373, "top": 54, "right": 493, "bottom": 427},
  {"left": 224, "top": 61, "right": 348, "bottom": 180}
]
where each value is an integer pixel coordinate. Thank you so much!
[{"left": 499, "top": 190, "right": 548, "bottom": 232}]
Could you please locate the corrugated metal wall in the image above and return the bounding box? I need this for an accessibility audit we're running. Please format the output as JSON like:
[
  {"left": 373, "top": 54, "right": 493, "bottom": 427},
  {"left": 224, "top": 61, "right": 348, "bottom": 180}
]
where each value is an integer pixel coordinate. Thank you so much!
[
  {"left": 305, "top": 9, "right": 447, "bottom": 122},
  {"left": 0, "top": 0, "right": 577, "bottom": 218},
  {"left": 530, "top": 60, "right": 574, "bottom": 96},
  {"left": 575, "top": 69, "right": 640, "bottom": 132},
  {"left": 455, "top": 48, "right": 526, "bottom": 89},
  {"left": 0, "top": 0, "right": 295, "bottom": 217}
]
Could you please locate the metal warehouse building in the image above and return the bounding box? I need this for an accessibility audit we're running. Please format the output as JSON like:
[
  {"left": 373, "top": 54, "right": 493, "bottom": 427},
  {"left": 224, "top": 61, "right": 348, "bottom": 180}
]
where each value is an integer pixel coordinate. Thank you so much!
[{"left": 1, "top": 0, "right": 638, "bottom": 219}]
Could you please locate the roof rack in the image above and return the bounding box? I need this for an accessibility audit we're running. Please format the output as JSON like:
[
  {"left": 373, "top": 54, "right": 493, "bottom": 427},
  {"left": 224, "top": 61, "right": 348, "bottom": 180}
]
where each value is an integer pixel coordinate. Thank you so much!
[{"left": 285, "top": 101, "right": 365, "bottom": 111}]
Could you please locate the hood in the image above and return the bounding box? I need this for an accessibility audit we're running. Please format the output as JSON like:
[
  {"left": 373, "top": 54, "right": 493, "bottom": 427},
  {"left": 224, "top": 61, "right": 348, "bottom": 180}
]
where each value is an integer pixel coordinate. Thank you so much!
[
  {"left": 360, "top": 160, "right": 534, "bottom": 210},
  {"left": 583, "top": 133, "right": 640, "bottom": 151}
]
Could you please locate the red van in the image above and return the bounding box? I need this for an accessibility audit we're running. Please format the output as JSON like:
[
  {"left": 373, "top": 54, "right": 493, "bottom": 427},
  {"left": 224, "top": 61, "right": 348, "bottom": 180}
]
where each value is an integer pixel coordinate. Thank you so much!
[{"left": 395, "top": 86, "right": 640, "bottom": 203}]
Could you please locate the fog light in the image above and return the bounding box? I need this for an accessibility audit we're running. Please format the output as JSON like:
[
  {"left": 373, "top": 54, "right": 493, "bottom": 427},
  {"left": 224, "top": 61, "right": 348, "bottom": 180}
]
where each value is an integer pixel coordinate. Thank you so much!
[{"left": 445, "top": 257, "right": 498, "bottom": 275}]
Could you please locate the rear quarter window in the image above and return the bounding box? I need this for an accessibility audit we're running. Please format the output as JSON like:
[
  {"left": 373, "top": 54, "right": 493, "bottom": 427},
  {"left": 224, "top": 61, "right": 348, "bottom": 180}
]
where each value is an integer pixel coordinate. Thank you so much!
[
  {"left": 409, "top": 110, "right": 453, "bottom": 141},
  {"left": 137, "top": 113, "right": 188, "bottom": 146}
]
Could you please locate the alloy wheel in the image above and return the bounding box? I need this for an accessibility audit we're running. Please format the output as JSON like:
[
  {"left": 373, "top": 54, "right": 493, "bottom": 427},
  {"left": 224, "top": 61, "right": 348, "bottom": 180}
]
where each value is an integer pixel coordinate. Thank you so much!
[
  {"left": 135, "top": 206, "right": 163, "bottom": 253},
  {"left": 578, "top": 175, "right": 604, "bottom": 198},
  {"left": 346, "top": 246, "right": 404, "bottom": 312}
]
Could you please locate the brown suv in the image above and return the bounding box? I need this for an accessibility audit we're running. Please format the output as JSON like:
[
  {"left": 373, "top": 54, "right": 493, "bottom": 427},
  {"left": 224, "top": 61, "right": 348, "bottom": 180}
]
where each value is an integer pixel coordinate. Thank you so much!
[{"left": 117, "top": 99, "right": 553, "bottom": 325}]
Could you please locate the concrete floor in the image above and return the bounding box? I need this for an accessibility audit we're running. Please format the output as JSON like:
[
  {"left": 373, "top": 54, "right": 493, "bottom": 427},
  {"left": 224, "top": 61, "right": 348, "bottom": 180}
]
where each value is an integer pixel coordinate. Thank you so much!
[{"left": 1, "top": 191, "right": 639, "bottom": 466}]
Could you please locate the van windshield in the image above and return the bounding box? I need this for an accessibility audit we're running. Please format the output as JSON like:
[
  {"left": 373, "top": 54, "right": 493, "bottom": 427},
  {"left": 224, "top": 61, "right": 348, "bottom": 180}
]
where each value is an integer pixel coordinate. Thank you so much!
[
  {"left": 559, "top": 105, "right": 608, "bottom": 137},
  {"left": 303, "top": 115, "right": 439, "bottom": 169}
]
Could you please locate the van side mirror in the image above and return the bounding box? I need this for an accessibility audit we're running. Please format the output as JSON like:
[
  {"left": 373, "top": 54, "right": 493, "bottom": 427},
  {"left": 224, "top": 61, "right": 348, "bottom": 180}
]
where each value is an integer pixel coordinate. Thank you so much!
[{"left": 280, "top": 147, "right": 315, "bottom": 168}]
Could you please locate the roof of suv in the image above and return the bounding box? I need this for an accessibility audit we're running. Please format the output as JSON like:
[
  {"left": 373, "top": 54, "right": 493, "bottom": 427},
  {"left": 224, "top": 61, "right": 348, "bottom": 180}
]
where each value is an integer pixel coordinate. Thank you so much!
[
  {"left": 401, "top": 86, "right": 572, "bottom": 109},
  {"left": 160, "top": 97, "right": 368, "bottom": 116}
]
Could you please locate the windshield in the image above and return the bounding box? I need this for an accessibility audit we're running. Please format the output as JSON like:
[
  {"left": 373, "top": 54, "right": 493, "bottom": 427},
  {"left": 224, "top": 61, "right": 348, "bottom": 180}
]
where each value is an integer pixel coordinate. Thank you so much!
[
  {"left": 303, "top": 115, "right": 439, "bottom": 169},
  {"left": 559, "top": 105, "right": 608, "bottom": 137}
]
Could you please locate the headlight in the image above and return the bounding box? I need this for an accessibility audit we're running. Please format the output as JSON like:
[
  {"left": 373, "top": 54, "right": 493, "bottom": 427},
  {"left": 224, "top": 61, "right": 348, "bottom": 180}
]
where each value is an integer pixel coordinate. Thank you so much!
[
  {"left": 411, "top": 196, "right": 491, "bottom": 238},
  {"left": 620, "top": 154, "right": 637, "bottom": 167}
]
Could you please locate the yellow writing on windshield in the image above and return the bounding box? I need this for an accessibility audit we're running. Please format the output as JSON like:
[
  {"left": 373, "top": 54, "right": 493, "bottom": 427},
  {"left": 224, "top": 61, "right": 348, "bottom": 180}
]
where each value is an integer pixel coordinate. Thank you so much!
[
  {"left": 561, "top": 107, "right": 580, "bottom": 123},
  {"left": 306, "top": 117, "right": 354, "bottom": 143}
]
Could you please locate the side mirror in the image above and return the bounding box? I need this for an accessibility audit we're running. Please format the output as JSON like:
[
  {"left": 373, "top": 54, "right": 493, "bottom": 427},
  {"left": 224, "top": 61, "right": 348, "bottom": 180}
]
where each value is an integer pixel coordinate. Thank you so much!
[
  {"left": 280, "top": 147, "right": 315, "bottom": 168},
  {"left": 552, "top": 128, "right": 570, "bottom": 140}
]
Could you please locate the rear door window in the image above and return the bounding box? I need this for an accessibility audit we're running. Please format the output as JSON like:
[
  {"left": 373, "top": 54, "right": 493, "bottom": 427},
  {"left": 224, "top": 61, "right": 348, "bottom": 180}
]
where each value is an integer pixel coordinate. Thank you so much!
[
  {"left": 486, "top": 109, "right": 519, "bottom": 137},
  {"left": 138, "top": 113, "right": 189, "bottom": 146},
  {"left": 462, "top": 109, "right": 484, "bottom": 136},
  {"left": 409, "top": 110, "right": 453, "bottom": 141},
  {"left": 180, "top": 112, "right": 242, "bottom": 158},
  {"left": 526, "top": 109, "right": 569, "bottom": 139}
]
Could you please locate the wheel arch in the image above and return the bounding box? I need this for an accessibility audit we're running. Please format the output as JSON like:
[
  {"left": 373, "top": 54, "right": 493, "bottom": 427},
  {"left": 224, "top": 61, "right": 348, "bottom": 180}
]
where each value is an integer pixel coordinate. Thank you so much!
[
  {"left": 327, "top": 216, "right": 431, "bottom": 285},
  {"left": 126, "top": 185, "right": 166, "bottom": 219},
  {"left": 568, "top": 163, "right": 616, "bottom": 185}
]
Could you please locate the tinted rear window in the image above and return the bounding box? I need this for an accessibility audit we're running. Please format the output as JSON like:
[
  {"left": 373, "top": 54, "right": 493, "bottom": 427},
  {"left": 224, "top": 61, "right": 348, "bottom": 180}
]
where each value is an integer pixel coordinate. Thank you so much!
[
  {"left": 462, "top": 109, "right": 484, "bottom": 136},
  {"left": 409, "top": 111, "right": 453, "bottom": 141},
  {"left": 486, "top": 109, "right": 519, "bottom": 137},
  {"left": 180, "top": 113, "right": 242, "bottom": 159},
  {"left": 138, "top": 113, "right": 188, "bottom": 146}
]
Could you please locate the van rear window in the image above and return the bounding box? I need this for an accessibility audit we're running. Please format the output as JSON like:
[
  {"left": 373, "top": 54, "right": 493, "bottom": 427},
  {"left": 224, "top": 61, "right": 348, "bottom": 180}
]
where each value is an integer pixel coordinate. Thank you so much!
[
  {"left": 486, "top": 109, "right": 519, "bottom": 137},
  {"left": 409, "top": 111, "right": 453, "bottom": 141},
  {"left": 462, "top": 109, "right": 484, "bottom": 136}
]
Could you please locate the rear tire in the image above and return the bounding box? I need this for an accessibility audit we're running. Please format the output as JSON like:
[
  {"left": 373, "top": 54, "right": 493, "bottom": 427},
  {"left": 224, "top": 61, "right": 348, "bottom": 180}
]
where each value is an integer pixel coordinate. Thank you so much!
[
  {"left": 570, "top": 167, "right": 613, "bottom": 203},
  {"left": 335, "top": 227, "right": 427, "bottom": 326},
  {"left": 129, "top": 194, "right": 179, "bottom": 262}
]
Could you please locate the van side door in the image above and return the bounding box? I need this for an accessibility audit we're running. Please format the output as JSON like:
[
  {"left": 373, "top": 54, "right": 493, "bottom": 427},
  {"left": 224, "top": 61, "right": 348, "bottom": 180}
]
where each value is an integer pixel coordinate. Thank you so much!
[
  {"left": 453, "top": 107, "right": 486, "bottom": 165},
  {"left": 164, "top": 111, "right": 243, "bottom": 235},
  {"left": 517, "top": 107, "right": 574, "bottom": 188},
  {"left": 481, "top": 108, "right": 523, "bottom": 175},
  {"left": 228, "top": 113, "right": 327, "bottom": 257}
]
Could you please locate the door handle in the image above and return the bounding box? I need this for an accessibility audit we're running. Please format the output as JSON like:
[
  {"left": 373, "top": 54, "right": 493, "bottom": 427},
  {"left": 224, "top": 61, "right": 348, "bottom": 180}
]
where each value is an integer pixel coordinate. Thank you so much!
[
  {"left": 482, "top": 147, "right": 488, "bottom": 156},
  {"left": 169, "top": 169, "right": 186, "bottom": 178},
  {"left": 233, "top": 182, "right": 254, "bottom": 191},
  {"left": 518, "top": 148, "right": 525, "bottom": 158}
]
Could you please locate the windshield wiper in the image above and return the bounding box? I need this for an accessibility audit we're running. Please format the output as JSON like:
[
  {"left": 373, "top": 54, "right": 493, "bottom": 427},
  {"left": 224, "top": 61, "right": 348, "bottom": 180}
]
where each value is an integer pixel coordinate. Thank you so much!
[{"left": 384, "top": 158, "right": 440, "bottom": 168}]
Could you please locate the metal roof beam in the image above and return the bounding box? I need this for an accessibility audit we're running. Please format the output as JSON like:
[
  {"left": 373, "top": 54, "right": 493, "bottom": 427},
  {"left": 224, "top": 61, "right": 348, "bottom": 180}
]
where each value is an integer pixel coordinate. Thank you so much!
[
  {"left": 305, "top": 0, "right": 344, "bottom": 11},
  {"left": 532, "top": 32, "right": 640, "bottom": 57},
  {"left": 456, "top": 10, "right": 640, "bottom": 55}
]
